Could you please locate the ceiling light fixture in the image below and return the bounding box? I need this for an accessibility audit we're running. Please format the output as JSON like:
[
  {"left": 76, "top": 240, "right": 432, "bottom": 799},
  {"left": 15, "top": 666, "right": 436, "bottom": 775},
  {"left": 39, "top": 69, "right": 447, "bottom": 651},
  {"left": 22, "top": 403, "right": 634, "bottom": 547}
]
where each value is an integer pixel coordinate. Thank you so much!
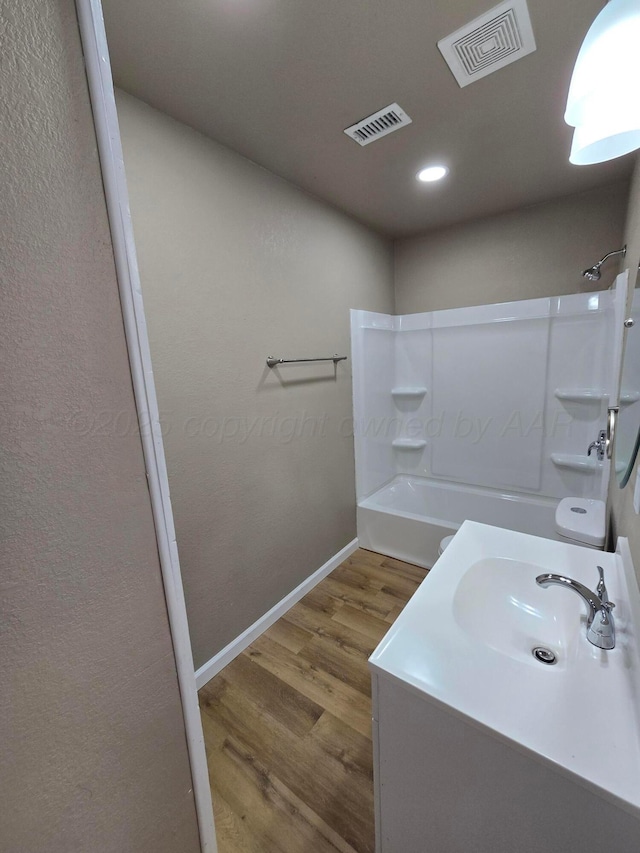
[
  {"left": 417, "top": 165, "right": 448, "bottom": 183},
  {"left": 564, "top": 0, "right": 640, "bottom": 165}
]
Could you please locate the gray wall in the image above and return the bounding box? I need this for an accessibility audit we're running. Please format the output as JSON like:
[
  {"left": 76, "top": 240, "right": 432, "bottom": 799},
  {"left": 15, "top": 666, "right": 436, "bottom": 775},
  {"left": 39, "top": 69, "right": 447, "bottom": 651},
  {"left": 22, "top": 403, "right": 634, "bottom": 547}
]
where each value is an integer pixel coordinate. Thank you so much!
[
  {"left": 115, "top": 91, "right": 394, "bottom": 669},
  {"left": 0, "top": 4, "right": 200, "bottom": 851},
  {"left": 610, "top": 156, "right": 640, "bottom": 582},
  {"left": 394, "top": 183, "right": 629, "bottom": 313}
]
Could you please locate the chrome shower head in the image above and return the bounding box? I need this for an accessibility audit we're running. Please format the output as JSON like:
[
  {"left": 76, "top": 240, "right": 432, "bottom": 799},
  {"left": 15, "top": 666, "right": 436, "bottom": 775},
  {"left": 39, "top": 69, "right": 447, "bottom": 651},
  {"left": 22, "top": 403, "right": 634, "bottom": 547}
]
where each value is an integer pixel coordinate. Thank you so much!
[
  {"left": 582, "top": 246, "right": 626, "bottom": 281},
  {"left": 583, "top": 264, "right": 602, "bottom": 281}
]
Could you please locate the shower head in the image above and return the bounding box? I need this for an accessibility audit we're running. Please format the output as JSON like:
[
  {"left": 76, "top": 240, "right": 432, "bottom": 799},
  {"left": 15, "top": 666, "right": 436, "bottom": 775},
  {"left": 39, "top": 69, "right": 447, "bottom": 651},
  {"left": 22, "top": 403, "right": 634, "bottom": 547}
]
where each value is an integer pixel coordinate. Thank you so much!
[
  {"left": 583, "top": 264, "right": 602, "bottom": 281},
  {"left": 582, "top": 246, "right": 626, "bottom": 281}
]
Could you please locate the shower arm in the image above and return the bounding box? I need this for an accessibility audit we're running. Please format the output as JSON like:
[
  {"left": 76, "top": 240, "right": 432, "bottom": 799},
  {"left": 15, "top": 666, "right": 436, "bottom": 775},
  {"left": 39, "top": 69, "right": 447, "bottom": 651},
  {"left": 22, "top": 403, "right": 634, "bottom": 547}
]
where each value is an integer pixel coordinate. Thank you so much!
[{"left": 597, "top": 247, "right": 627, "bottom": 267}]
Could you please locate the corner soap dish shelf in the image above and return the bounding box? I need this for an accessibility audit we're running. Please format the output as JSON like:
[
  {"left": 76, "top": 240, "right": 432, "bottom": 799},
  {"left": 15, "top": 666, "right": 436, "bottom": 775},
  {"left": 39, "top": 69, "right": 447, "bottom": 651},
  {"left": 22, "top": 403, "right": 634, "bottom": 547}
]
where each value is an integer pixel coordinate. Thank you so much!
[
  {"left": 551, "top": 453, "right": 599, "bottom": 472},
  {"left": 620, "top": 391, "right": 640, "bottom": 405},
  {"left": 554, "top": 389, "right": 608, "bottom": 403},
  {"left": 392, "top": 439, "right": 427, "bottom": 450},
  {"left": 391, "top": 387, "right": 428, "bottom": 398}
]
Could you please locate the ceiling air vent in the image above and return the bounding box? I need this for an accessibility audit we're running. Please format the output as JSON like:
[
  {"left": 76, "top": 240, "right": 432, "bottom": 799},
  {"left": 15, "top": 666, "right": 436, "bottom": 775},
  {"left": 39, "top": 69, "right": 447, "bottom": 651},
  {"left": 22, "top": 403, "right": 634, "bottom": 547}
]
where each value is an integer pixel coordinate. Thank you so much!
[
  {"left": 344, "top": 103, "right": 412, "bottom": 146},
  {"left": 438, "top": 0, "right": 536, "bottom": 88}
]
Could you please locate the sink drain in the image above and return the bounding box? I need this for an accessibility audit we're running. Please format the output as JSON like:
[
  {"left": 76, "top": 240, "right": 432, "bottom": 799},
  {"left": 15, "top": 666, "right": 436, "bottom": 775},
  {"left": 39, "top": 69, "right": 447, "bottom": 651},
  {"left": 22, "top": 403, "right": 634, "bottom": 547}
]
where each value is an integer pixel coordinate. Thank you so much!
[{"left": 532, "top": 647, "right": 557, "bottom": 665}]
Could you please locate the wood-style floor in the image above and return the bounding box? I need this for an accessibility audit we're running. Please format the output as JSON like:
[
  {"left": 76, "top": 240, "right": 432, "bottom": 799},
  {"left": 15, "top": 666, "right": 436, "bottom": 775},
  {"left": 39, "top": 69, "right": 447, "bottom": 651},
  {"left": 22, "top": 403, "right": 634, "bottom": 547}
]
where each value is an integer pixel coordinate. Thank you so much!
[{"left": 198, "top": 548, "right": 429, "bottom": 853}]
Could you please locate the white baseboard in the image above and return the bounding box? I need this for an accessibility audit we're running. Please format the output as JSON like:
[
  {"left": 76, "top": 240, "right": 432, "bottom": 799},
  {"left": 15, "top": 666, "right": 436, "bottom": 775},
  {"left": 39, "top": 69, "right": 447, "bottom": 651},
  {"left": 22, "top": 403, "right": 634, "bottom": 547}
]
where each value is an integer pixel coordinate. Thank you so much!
[{"left": 195, "top": 538, "right": 359, "bottom": 690}]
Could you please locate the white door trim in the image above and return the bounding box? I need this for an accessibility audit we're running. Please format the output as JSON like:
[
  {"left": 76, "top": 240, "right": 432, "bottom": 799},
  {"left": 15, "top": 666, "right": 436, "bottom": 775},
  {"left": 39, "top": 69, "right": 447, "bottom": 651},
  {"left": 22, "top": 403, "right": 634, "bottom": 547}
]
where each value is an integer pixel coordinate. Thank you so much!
[{"left": 74, "top": 2, "right": 217, "bottom": 850}]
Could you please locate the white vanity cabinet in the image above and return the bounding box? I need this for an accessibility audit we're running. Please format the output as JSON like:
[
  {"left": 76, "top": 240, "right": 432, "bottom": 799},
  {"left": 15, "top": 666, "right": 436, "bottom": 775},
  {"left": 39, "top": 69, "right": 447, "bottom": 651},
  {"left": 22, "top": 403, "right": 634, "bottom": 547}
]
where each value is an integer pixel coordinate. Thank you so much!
[
  {"left": 371, "top": 671, "right": 640, "bottom": 852},
  {"left": 369, "top": 521, "right": 640, "bottom": 853}
]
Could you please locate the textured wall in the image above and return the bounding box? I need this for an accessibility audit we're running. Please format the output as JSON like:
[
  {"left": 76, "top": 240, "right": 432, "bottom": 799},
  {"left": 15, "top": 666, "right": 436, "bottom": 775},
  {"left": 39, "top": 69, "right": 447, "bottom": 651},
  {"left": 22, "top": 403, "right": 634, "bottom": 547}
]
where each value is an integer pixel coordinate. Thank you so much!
[
  {"left": 0, "top": 3, "right": 200, "bottom": 851},
  {"left": 610, "top": 156, "right": 640, "bottom": 582},
  {"left": 115, "top": 91, "right": 394, "bottom": 669},
  {"left": 394, "top": 183, "right": 629, "bottom": 314}
]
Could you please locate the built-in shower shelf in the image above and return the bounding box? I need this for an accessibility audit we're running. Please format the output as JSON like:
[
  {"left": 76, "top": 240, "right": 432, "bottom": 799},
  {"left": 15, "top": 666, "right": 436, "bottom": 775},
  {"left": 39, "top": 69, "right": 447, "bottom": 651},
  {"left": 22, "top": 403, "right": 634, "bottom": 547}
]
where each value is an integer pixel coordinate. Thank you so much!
[
  {"left": 554, "top": 389, "right": 608, "bottom": 403},
  {"left": 392, "top": 439, "right": 427, "bottom": 450},
  {"left": 554, "top": 389, "right": 640, "bottom": 406},
  {"left": 391, "top": 387, "right": 428, "bottom": 398},
  {"left": 550, "top": 453, "right": 599, "bottom": 472},
  {"left": 620, "top": 391, "right": 640, "bottom": 405}
]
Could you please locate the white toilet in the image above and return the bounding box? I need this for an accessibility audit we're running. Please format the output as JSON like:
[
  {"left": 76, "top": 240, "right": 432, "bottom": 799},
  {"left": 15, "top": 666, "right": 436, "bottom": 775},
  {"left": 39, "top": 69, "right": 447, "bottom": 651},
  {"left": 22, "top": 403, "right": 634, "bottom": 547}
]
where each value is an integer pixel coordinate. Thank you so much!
[
  {"left": 438, "top": 534, "right": 456, "bottom": 556},
  {"left": 555, "top": 497, "right": 606, "bottom": 550}
]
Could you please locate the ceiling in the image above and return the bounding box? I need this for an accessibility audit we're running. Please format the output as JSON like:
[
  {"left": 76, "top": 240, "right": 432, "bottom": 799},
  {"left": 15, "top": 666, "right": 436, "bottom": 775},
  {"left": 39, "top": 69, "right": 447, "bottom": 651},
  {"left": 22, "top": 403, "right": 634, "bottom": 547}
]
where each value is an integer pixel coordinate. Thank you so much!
[{"left": 103, "top": 0, "right": 634, "bottom": 238}]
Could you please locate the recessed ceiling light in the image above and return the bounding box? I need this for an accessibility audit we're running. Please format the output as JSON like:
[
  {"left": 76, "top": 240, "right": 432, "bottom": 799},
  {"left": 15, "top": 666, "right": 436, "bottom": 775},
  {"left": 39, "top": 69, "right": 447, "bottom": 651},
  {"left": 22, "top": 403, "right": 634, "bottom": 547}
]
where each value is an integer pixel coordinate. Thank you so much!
[{"left": 417, "top": 165, "right": 448, "bottom": 183}]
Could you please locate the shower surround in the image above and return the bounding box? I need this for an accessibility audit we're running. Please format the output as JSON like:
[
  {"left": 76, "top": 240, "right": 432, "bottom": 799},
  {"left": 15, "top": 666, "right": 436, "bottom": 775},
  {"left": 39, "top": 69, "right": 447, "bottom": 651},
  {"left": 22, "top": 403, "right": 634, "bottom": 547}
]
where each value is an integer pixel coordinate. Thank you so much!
[{"left": 351, "top": 289, "right": 622, "bottom": 567}]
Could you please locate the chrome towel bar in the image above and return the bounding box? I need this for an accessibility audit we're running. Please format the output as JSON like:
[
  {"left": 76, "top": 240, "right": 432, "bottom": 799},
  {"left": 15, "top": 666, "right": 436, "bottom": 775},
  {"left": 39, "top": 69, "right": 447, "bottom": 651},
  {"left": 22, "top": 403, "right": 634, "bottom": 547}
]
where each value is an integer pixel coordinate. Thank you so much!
[{"left": 266, "top": 354, "right": 347, "bottom": 368}]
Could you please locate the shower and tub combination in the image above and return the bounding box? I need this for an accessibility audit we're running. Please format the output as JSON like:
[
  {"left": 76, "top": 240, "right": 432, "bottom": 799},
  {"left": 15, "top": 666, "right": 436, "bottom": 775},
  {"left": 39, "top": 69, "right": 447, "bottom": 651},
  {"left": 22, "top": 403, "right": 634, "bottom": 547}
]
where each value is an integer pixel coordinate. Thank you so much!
[{"left": 351, "top": 277, "right": 628, "bottom": 568}]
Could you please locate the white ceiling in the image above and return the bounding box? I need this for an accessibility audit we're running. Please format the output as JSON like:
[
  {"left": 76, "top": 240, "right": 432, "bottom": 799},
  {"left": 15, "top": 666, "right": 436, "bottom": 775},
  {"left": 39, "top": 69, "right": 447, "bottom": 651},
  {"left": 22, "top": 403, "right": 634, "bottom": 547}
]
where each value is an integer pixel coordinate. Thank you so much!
[{"left": 103, "top": 0, "right": 634, "bottom": 238}]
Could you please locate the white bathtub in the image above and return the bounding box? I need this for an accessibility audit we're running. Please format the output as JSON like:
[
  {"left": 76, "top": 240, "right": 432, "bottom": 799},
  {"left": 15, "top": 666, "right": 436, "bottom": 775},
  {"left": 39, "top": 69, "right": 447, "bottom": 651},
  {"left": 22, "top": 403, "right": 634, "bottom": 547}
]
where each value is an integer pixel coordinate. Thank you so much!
[{"left": 357, "top": 475, "right": 559, "bottom": 569}]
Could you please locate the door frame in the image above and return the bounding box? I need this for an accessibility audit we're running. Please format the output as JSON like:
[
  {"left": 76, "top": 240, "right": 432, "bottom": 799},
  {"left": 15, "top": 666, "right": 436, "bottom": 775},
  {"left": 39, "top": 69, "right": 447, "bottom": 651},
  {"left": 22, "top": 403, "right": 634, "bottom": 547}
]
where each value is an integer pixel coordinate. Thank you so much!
[{"left": 74, "top": 2, "right": 217, "bottom": 850}]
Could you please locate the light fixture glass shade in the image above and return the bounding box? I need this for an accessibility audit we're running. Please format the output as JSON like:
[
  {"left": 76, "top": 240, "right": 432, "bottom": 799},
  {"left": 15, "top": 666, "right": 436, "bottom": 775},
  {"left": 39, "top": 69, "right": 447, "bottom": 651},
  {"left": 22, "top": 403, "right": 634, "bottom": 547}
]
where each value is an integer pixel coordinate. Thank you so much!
[
  {"left": 565, "top": 0, "right": 640, "bottom": 164},
  {"left": 570, "top": 88, "right": 640, "bottom": 163},
  {"left": 570, "top": 122, "right": 640, "bottom": 164}
]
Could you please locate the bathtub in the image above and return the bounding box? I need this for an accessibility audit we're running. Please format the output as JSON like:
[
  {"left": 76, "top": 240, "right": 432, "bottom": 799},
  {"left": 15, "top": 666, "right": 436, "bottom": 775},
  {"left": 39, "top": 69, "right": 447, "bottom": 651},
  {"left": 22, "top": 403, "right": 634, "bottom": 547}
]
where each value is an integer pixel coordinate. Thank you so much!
[{"left": 357, "top": 475, "right": 560, "bottom": 569}]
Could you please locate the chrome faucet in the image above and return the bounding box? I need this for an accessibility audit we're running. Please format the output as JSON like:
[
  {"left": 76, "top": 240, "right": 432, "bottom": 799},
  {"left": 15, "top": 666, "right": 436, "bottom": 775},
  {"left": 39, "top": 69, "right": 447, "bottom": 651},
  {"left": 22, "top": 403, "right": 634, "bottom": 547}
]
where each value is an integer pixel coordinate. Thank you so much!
[
  {"left": 587, "top": 430, "right": 607, "bottom": 462},
  {"left": 536, "top": 567, "right": 615, "bottom": 650}
]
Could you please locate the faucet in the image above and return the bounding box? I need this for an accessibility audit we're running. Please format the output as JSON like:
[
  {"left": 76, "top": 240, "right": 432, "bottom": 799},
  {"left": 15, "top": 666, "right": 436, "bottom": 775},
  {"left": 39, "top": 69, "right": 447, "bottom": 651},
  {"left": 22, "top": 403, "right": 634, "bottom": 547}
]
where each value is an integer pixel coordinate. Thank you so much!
[
  {"left": 536, "top": 567, "right": 615, "bottom": 650},
  {"left": 587, "top": 430, "right": 607, "bottom": 462}
]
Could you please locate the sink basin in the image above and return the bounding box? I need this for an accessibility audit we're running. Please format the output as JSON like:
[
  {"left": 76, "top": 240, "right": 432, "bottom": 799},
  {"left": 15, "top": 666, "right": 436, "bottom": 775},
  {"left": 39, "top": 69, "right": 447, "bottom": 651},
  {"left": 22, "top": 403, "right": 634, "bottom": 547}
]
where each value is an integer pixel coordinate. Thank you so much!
[
  {"left": 452, "top": 556, "right": 579, "bottom": 667},
  {"left": 369, "top": 520, "right": 640, "bottom": 819}
]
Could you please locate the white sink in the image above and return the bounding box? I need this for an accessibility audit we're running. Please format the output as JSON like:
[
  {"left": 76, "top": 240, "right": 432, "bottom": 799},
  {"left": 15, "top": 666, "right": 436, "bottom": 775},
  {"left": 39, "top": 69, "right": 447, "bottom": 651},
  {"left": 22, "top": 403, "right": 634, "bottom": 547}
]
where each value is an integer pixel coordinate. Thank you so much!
[
  {"left": 369, "top": 521, "right": 640, "bottom": 818},
  {"left": 452, "top": 556, "right": 580, "bottom": 668}
]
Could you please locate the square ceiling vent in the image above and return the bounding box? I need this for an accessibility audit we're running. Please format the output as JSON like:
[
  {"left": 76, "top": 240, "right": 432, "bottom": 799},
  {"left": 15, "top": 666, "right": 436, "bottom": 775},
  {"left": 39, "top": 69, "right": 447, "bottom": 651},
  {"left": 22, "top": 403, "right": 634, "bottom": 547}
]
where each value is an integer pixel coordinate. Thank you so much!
[{"left": 438, "top": 0, "right": 536, "bottom": 88}]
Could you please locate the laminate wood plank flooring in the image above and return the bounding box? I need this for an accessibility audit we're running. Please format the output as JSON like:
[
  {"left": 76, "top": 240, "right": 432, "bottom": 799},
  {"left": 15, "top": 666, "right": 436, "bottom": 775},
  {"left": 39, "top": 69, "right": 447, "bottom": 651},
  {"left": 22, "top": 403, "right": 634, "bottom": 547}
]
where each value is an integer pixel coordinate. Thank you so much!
[{"left": 199, "top": 548, "right": 429, "bottom": 853}]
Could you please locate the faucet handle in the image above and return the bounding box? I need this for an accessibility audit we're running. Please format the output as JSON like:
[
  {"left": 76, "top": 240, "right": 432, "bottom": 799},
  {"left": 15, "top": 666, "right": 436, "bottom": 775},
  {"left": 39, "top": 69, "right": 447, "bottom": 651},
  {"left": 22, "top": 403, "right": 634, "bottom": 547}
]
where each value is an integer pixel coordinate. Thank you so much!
[
  {"left": 587, "top": 430, "right": 607, "bottom": 461},
  {"left": 596, "top": 565, "right": 608, "bottom": 604}
]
